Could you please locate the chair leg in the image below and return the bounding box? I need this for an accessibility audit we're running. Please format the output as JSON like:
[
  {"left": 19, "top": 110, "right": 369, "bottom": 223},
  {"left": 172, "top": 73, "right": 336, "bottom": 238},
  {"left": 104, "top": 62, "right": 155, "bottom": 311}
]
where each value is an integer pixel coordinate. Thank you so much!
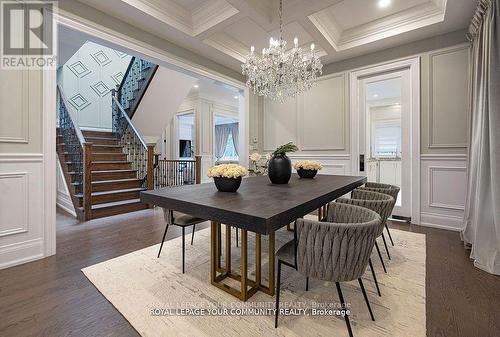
[
  {"left": 235, "top": 227, "right": 239, "bottom": 248},
  {"left": 157, "top": 224, "right": 169, "bottom": 258},
  {"left": 381, "top": 232, "right": 391, "bottom": 260},
  {"left": 385, "top": 224, "right": 395, "bottom": 246},
  {"left": 275, "top": 260, "right": 282, "bottom": 328},
  {"left": 191, "top": 224, "right": 196, "bottom": 245},
  {"left": 335, "top": 282, "right": 354, "bottom": 337},
  {"left": 182, "top": 227, "right": 186, "bottom": 274},
  {"left": 369, "top": 258, "right": 381, "bottom": 297},
  {"left": 306, "top": 277, "right": 309, "bottom": 291},
  {"left": 358, "top": 278, "right": 375, "bottom": 321},
  {"left": 374, "top": 241, "right": 387, "bottom": 273}
]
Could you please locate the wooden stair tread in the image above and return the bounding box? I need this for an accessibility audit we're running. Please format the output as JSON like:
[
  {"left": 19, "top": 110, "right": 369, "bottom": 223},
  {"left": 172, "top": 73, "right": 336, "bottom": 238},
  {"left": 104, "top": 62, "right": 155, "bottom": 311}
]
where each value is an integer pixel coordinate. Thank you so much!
[
  {"left": 75, "top": 187, "right": 146, "bottom": 198},
  {"left": 91, "top": 198, "right": 145, "bottom": 209},
  {"left": 92, "top": 178, "right": 141, "bottom": 184}
]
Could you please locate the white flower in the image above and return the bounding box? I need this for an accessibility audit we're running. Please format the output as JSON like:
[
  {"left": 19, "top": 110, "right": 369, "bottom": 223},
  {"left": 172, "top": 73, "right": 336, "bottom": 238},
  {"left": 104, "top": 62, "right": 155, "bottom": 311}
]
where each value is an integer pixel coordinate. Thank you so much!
[
  {"left": 293, "top": 160, "right": 322, "bottom": 171},
  {"left": 250, "top": 152, "right": 262, "bottom": 162},
  {"left": 265, "top": 153, "right": 272, "bottom": 161},
  {"left": 207, "top": 164, "right": 247, "bottom": 178}
]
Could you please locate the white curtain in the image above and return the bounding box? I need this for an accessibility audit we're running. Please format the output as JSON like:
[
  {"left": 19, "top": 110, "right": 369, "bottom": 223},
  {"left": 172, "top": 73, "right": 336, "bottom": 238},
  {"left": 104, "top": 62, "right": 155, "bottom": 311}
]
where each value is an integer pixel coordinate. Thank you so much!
[
  {"left": 462, "top": 0, "right": 500, "bottom": 275},
  {"left": 230, "top": 123, "right": 239, "bottom": 156},
  {"left": 214, "top": 124, "right": 232, "bottom": 159}
]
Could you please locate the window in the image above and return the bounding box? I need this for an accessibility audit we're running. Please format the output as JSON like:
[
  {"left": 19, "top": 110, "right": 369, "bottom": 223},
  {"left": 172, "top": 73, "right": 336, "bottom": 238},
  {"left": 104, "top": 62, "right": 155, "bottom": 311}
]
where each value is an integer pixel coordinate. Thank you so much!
[
  {"left": 371, "top": 120, "right": 401, "bottom": 157},
  {"left": 219, "top": 133, "right": 239, "bottom": 161}
]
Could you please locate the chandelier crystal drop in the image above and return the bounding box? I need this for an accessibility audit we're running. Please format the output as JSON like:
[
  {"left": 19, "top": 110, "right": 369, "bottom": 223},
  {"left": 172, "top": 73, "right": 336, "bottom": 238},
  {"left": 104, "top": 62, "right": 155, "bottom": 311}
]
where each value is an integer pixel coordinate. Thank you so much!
[{"left": 241, "top": 0, "right": 323, "bottom": 102}]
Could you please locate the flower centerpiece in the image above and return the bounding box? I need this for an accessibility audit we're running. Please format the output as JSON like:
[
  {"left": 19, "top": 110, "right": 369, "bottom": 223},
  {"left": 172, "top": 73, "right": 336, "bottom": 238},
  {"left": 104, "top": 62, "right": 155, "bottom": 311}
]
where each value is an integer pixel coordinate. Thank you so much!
[
  {"left": 248, "top": 152, "right": 272, "bottom": 176},
  {"left": 208, "top": 164, "right": 247, "bottom": 192},
  {"left": 268, "top": 142, "right": 298, "bottom": 184},
  {"left": 294, "top": 160, "right": 322, "bottom": 178}
]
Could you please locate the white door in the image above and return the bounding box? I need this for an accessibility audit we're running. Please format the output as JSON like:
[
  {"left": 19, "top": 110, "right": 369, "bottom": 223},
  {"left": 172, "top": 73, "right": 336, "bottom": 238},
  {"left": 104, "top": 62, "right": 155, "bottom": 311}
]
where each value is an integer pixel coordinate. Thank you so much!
[{"left": 357, "top": 70, "right": 411, "bottom": 218}]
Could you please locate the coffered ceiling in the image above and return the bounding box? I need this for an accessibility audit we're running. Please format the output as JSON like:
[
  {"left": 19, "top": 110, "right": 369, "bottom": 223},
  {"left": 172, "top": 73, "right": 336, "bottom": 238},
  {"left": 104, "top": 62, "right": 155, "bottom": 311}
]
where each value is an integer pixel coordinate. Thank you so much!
[{"left": 78, "top": 0, "right": 475, "bottom": 72}]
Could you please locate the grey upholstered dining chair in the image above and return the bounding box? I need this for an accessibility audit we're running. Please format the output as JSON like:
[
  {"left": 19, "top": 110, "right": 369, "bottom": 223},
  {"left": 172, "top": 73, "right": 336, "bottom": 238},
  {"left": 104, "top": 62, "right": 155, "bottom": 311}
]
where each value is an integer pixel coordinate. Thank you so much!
[
  {"left": 357, "top": 182, "right": 401, "bottom": 247},
  {"left": 158, "top": 209, "right": 205, "bottom": 273},
  {"left": 336, "top": 190, "right": 395, "bottom": 296},
  {"left": 275, "top": 203, "right": 381, "bottom": 337}
]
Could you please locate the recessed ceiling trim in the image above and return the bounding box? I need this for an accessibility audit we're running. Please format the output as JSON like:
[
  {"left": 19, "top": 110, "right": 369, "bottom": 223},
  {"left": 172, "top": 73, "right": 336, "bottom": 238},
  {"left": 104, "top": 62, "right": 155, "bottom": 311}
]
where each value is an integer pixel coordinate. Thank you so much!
[
  {"left": 203, "top": 33, "right": 247, "bottom": 62},
  {"left": 308, "top": 0, "right": 448, "bottom": 51},
  {"left": 120, "top": 0, "right": 239, "bottom": 37},
  {"left": 192, "top": 0, "right": 240, "bottom": 36}
]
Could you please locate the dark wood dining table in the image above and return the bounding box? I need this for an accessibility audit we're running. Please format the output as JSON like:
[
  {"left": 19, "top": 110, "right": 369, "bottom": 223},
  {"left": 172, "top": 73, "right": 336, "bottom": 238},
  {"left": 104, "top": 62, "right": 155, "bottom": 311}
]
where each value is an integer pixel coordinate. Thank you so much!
[{"left": 141, "top": 174, "right": 366, "bottom": 301}]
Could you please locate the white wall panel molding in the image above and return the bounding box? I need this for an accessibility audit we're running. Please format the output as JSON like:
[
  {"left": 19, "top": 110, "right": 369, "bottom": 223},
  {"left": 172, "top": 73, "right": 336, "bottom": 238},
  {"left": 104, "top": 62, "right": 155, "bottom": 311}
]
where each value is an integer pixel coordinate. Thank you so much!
[
  {"left": 288, "top": 153, "right": 351, "bottom": 176},
  {"left": 0, "top": 172, "right": 28, "bottom": 238},
  {"left": 0, "top": 238, "right": 44, "bottom": 270},
  {"left": 426, "top": 44, "right": 470, "bottom": 149},
  {"left": 420, "top": 155, "right": 467, "bottom": 231},
  {"left": 298, "top": 73, "right": 348, "bottom": 151},
  {"left": 420, "top": 212, "right": 463, "bottom": 232},
  {"left": 0, "top": 158, "right": 45, "bottom": 269},
  {"left": 0, "top": 153, "right": 43, "bottom": 162},
  {"left": 428, "top": 166, "right": 466, "bottom": 210},
  {"left": 420, "top": 153, "right": 467, "bottom": 160},
  {"left": 0, "top": 70, "right": 29, "bottom": 143}
]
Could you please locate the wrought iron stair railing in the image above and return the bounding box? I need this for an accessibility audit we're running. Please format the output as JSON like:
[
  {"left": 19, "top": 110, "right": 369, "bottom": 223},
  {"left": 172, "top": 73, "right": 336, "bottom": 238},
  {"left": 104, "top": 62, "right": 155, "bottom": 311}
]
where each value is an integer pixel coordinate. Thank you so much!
[
  {"left": 154, "top": 156, "right": 201, "bottom": 188},
  {"left": 57, "top": 85, "right": 91, "bottom": 220},
  {"left": 112, "top": 92, "right": 155, "bottom": 190},
  {"left": 117, "top": 56, "right": 158, "bottom": 118}
]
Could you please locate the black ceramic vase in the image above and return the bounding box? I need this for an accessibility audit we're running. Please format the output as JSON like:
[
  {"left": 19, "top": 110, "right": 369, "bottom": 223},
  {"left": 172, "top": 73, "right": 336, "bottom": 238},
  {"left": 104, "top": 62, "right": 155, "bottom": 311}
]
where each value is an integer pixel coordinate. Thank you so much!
[
  {"left": 268, "top": 154, "right": 292, "bottom": 184},
  {"left": 297, "top": 168, "right": 318, "bottom": 179},
  {"left": 213, "top": 176, "right": 242, "bottom": 192}
]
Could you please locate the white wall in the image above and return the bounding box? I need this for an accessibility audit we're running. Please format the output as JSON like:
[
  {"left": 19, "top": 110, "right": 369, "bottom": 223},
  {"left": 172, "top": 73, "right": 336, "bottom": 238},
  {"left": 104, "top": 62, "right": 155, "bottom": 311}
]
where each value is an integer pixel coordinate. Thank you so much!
[
  {"left": 0, "top": 66, "right": 54, "bottom": 269},
  {"left": 133, "top": 67, "right": 197, "bottom": 143},
  {"left": 165, "top": 93, "right": 240, "bottom": 182},
  {"left": 257, "top": 43, "right": 471, "bottom": 231},
  {"left": 59, "top": 41, "right": 132, "bottom": 130}
]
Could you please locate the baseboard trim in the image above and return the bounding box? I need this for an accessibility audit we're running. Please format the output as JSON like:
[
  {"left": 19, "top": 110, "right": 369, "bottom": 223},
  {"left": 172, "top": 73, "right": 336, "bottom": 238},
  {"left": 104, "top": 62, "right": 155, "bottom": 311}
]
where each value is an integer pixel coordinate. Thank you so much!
[
  {"left": 0, "top": 238, "right": 44, "bottom": 270},
  {"left": 57, "top": 191, "right": 76, "bottom": 217},
  {"left": 419, "top": 212, "right": 463, "bottom": 232}
]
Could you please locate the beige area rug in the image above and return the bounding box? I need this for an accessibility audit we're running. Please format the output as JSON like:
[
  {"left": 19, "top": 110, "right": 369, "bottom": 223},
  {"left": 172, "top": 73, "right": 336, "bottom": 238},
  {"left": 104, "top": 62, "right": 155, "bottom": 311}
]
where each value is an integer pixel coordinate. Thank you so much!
[{"left": 82, "top": 219, "right": 426, "bottom": 337}]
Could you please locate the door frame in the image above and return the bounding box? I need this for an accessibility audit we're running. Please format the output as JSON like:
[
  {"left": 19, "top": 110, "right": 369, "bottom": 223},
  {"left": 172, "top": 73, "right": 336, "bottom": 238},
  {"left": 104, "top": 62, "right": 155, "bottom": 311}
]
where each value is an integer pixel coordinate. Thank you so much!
[
  {"left": 349, "top": 57, "right": 420, "bottom": 224},
  {"left": 42, "top": 10, "right": 249, "bottom": 257}
]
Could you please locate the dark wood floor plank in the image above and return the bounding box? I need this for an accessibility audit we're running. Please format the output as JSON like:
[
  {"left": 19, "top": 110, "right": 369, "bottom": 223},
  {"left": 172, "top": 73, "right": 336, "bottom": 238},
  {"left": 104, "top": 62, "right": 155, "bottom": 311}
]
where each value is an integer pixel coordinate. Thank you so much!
[{"left": 0, "top": 209, "right": 499, "bottom": 337}]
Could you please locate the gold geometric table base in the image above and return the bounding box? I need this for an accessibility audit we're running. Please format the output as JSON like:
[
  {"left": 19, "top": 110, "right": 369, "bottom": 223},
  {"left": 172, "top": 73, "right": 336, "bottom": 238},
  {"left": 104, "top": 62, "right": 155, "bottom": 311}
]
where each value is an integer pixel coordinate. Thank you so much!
[{"left": 210, "top": 221, "right": 275, "bottom": 301}]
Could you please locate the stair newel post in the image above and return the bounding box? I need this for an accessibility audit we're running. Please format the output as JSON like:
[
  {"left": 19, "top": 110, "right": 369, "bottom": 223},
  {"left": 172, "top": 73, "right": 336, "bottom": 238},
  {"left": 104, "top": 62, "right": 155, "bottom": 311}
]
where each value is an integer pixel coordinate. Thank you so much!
[
  {"left": 147, "top": 143, "right": 155, "bottom": 191},
  {"left": 83, "top": 142, "right": 93, "bottom": 221},
  {"left": 195, "top": 155, "right": 202, "bottom": 184}
]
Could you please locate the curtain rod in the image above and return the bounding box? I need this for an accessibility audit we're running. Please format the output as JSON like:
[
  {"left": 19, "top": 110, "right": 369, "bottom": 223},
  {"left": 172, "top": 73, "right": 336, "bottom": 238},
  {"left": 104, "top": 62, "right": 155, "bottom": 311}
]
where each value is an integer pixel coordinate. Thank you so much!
[{"left": 467, "top": 0, "right": 492, "bottom": 41}]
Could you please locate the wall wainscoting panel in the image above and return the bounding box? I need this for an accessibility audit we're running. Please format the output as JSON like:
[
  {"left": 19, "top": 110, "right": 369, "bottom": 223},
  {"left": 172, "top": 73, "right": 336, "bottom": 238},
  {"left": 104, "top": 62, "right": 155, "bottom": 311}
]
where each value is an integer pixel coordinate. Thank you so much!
[
  {"left": 0, "top": 154, "right": 45, "bottom": 269},
  {"left": 56, "top": 160, "right": 76, "bottom": 217},
  {"left": 420, "top": 154, "right": 467, "bottom": 231},
  {"left": 288, "top": 154, "right": 351, "bottom": 176},
  {"left": 263, "top": 73, "right": 348, "bottom": 153}
]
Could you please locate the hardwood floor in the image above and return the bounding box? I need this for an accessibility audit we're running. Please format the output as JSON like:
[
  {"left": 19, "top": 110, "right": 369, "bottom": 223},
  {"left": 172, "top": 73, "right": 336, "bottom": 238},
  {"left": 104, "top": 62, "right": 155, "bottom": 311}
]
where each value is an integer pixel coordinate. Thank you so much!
[{"left": 0, "top": 208, "right": 499, "bottom": 337}]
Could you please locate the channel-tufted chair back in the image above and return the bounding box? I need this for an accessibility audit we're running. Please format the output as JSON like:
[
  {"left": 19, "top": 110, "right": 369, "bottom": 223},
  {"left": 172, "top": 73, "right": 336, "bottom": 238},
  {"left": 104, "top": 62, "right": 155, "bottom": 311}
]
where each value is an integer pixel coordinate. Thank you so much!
[
  {"left": 295, "top": 203, "right": 381, "bottom": 282},
  {"left": 335, "top": 190, "right": 394, "bottom": 237},
  {"left": 358, "top": 182, "right": 400, "bottom": 202}
]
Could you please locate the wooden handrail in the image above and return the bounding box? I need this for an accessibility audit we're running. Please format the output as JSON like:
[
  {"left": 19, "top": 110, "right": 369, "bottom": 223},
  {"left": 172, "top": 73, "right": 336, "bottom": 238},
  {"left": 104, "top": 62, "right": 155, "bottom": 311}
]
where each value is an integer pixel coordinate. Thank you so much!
[
  {"left": 57, "top": 84, "right": 85, "bottom": 147},
  {"left": 117, "top": 56, "right": 135, "bottom": 100},
  {"left": 111, "top": 94, "right": 148, "bottom": 150}
]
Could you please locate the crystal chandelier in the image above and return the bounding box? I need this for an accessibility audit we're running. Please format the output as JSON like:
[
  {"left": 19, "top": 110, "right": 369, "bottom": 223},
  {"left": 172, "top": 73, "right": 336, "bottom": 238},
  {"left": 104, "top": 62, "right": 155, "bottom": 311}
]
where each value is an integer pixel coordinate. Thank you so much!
[{"left": 241, "top": 0, "right": 323, "bottom": 102}]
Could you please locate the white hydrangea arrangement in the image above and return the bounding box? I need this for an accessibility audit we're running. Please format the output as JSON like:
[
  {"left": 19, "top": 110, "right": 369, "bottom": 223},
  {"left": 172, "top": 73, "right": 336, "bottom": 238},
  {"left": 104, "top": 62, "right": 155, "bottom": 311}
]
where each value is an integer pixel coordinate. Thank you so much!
[
  {"left": 293, "top": 160, "right": 323, "bottom": 171},
  {"left": 208, "top": 164, "right": 247, "bottom": 179},
  {"left": 249, "top": 152, "right": 262, "bottom": 162}
]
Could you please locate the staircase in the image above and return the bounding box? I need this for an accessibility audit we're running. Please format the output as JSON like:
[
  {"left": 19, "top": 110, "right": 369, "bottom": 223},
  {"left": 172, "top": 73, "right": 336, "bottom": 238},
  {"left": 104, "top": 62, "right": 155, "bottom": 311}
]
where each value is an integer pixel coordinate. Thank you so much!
[
  {"left": 57, "top": 129, "right": 149, "bottom": 219},
  {"left": 56, "top": 55, "right": 159, "bottom": 221}
]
